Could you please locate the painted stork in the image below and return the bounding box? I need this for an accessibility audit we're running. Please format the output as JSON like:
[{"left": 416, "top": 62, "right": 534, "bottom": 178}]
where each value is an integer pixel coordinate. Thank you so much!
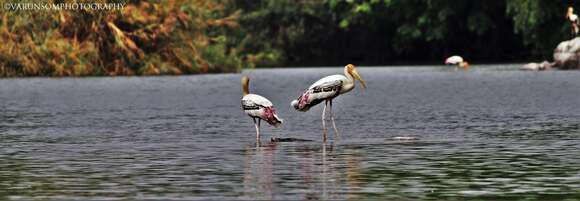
[
  {"left": 567, "top": 6, "right": 579, "bottom": 37},
  {"left": 290, "top": 64, "right": 366, "bottom": 142},
  {"left": 445, "top": 55, "right": 469, "bottom": 69},
  {"left": 241, "top": 76, "right": 283, "bottom": 141}
]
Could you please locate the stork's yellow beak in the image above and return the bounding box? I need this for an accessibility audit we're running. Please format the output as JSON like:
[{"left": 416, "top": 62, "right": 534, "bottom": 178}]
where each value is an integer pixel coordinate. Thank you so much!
[{"left": 351, "top": 68, "right": 366, "bottom": 89}]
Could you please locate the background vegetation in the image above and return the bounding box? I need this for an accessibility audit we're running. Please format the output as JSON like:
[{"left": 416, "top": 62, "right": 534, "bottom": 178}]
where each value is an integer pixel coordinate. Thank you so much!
[{"left": 0, "top": 0, "right": 578, "bottom": 76}]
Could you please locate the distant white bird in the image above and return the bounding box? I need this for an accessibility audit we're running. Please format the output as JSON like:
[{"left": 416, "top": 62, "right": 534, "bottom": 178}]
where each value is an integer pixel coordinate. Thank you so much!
[
  {"left": 520, "top": 61, "right": 552, "bottom": 71},
  {"left": 520, "top": 62, "right": 543, "bottom": 71},
  {"left": 567, "top": 6, "right": 579, "bottom": 37},
  {"left": 445, "top": 55, "right": 469, "bottom": 69},
  {"left": 291, "top": 64, "right": 366, "bottom": 142},
  {"left": 241, "top": 76, "right": 283, "bottom": 141}
]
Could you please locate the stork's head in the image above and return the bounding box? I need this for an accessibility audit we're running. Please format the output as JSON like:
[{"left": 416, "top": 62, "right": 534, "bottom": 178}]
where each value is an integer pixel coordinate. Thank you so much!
[
  {"left": 345, "top": 64, "right": 366, "bottom": 89},
  {"left": 460, "top": 61, "right": 470, "bottom": 69},
  {"left": 241, "top": 76, "right": 250, "bottom": 96}
]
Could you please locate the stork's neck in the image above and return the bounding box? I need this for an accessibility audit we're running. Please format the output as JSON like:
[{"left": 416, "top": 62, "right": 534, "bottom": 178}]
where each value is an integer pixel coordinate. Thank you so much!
[
  {"left": 342, "top": 66, "right": 355, "bottom": 93},
  {"left": 242, "top": 78, "right": 250, "bottom": 96},
  {"left": 344, "top": 66, "right": 354, "bottom": 83}
]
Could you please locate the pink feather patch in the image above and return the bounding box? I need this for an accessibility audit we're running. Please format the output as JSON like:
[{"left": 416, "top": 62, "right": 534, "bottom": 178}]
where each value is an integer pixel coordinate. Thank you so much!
[
  {"left": 261, "top": 107, "right": 279, "bottom": 125},
  {"left": 298, "top": 93, "right": 309, "bottom": 109}
]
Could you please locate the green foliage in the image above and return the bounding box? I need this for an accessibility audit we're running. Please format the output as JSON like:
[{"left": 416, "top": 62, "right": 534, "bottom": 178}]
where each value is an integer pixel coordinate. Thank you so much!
[
  {"left": 0, "top": 0, "right": 246, "bottom": 76},
  {"left": 321, "top": 0, "right": 518, "bottom": 61},
  {"left": 232, "top": 0, "right": 334, "bottom": 66},
  {"left": 506, "top": 0, "right": 570, "bottom": 54},
  {"left": 238, "top": 0, "right": 580, "bottom": 66}
]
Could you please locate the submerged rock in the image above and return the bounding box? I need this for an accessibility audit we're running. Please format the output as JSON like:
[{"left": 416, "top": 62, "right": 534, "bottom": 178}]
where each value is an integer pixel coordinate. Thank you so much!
[
  {"left": 553, "top": 37, "right": 580, "bottom": 69},
  {"left": 270, "top": 137, "right": 313, "bottom": 142}
]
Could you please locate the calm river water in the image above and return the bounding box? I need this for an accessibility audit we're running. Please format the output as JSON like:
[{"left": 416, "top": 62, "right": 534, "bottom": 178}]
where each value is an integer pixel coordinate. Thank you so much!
[{"left": 0, "top": 65, "right": 579, "bottom": 200}]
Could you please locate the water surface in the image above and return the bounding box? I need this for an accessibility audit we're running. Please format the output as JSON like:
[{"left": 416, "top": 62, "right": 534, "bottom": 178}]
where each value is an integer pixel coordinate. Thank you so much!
[{"left": 1, "top": 65, "right": 579, "bottom": 200}]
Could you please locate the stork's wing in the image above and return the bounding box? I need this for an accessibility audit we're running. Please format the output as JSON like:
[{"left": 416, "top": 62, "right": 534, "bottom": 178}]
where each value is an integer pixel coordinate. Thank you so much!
[
  {"left": 242, "top": 94, "right": 273, "bottom": 111},
  {"left": 241, "top": 99, "right": 261, "bottom": 110},
  {"left": 445, "top": 55, "right": 463, "bottom": 64},
  {"left": 310, "top": 80, "right": 342, "bottom": 97},
  {"left": 293, "top": 80, "right": 342, "bottom": 111}
]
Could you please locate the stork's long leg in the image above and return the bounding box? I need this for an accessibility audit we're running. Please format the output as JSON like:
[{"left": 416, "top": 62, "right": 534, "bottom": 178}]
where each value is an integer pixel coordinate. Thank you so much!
[
  {"left": 322, "top": 100, "right": 328, "bottom": 142},
  {"left": 329, "top": 99, "right": 340, "bottom": 138},
  {"left": 253, "top": 118, "right": 260, "bottom": 141},
  {"left": 258, "top": 119, "right": 261, "bottom": 140}
]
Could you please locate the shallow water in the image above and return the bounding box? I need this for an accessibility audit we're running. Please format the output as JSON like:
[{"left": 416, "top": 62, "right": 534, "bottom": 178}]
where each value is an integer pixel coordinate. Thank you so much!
[{"left": 0, "top": 65, "right": 579, "bottom": 200}]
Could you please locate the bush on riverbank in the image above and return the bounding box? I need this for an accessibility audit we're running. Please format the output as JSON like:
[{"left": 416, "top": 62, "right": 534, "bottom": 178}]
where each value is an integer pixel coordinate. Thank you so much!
[{"left": 0, "top": 0, "right": 245, "bottom": 76}]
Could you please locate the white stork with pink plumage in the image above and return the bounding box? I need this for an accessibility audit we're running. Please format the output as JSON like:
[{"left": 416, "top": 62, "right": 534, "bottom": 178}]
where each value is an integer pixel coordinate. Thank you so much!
[
  {"left": 290, "top": 64, "right": 366, "bottom": 142},
  {"left": 445, "top": 55, "right": 469, "bottom": 69},
  {"left": 241, "top": 76, "right": 283, "bottom": 141}
]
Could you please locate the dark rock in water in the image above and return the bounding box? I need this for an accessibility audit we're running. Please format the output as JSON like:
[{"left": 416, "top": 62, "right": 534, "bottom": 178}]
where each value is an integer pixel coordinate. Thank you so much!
[
  {"left": 553, "top": 37, "right": 580, "bottom": 69},
  {"left": 270, "top": 137, "right": 313, "bottom": 142}
]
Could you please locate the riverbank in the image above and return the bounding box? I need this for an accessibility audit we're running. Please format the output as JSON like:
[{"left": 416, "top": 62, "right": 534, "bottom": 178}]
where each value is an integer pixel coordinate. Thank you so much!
[{"left": 1, "top": 1, "right": 575, "bottom": 77}]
